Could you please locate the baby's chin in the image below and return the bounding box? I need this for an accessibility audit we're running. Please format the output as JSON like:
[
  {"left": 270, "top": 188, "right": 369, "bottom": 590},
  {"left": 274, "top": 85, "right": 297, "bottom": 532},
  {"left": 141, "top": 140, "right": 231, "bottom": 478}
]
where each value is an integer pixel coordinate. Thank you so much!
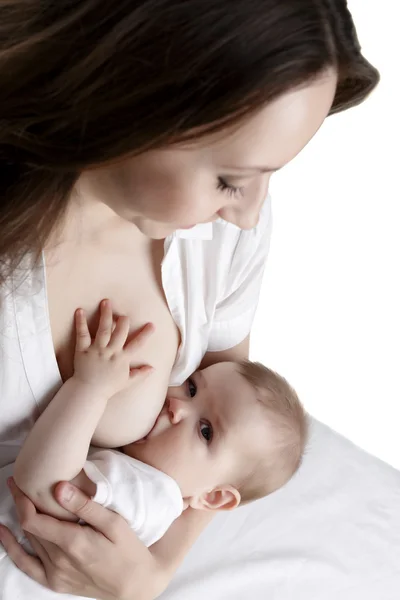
[
  {"left": 122, "top": 439, "right": 162, "bottom": 473},
  {"left": 122, "top": 440, "right": 147, "bottom": 460}
]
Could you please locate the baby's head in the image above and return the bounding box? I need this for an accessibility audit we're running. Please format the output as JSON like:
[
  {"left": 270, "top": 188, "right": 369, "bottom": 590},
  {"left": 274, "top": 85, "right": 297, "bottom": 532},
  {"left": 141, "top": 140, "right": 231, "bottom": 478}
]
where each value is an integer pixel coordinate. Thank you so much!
[{"left": 126, "top": 360, "right": 307, "bottom": 510}]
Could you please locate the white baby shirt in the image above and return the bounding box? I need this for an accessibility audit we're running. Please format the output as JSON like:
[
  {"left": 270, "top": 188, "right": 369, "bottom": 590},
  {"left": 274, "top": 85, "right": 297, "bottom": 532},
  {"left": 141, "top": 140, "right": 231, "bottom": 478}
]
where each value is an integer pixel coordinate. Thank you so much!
[{"left": 83, "top": 449, "right": 183, "bottom": 547}]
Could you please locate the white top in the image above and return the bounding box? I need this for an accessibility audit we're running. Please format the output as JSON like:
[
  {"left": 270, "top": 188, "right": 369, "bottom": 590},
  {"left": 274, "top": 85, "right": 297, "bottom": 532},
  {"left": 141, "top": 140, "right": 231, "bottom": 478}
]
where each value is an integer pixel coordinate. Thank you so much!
[
  {"left": 0, "top": 197, "right": 271, "bottom": 468},
  {"left": 0, "top": 449, "right": 182, "bottom": 599}
]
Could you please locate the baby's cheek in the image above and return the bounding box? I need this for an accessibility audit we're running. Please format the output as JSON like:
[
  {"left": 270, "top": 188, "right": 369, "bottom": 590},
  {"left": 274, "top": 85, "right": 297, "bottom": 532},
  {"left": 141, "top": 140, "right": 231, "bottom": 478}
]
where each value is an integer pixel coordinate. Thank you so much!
[{"left": 159, "top": 441, "right": 191, "bottom": 479}]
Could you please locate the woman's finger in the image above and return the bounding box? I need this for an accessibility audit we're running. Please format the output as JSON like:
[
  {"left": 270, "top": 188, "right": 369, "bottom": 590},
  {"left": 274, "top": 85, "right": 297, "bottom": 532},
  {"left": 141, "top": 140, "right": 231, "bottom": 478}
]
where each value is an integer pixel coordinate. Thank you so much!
[
  {"left": 54, "top": 482, "right": 127, "bottom": 543},
  {"left": 8, "top": 477, "right": 40, "bottom": 528},
  {"left": 24, "top": 531, "right": 52, "bottom": 566},
  {"left": 125, "top": 322, "right": 154, "bottom": 354},
  {"left": 95, "top": 299, "right": 113, "bottom": 348},
  {"left": 0, "top": 524, "right": 48, "bottom": 587},
  {"left": 8, "top": 479, "right": 72, "bottom": 545},
  {"left": 74, "top": 309, "right": 91, "bottom": 352},
  {"left": 107, "top": 315, "right": 130, "bottom": 351}
]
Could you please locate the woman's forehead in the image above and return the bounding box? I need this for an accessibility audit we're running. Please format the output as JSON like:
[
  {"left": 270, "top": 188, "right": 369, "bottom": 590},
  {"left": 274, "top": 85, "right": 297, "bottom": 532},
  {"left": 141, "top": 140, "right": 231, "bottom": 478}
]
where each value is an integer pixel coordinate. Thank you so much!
[{"left": 176, "top": 69, "right": 338, "bottom": 168}]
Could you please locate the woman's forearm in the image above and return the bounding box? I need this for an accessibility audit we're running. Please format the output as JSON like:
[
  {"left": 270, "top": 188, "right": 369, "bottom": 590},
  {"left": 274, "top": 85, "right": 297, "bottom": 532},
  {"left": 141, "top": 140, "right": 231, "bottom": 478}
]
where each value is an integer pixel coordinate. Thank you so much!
[
  {"left": 200, "top": 335, "right": 250, "bottom": 369},
  {"left": 150, "top": 508, "right": 214, "bottom": 585},
  {"left": 14, "top": 378, "right": 106, "bottom": 519}
]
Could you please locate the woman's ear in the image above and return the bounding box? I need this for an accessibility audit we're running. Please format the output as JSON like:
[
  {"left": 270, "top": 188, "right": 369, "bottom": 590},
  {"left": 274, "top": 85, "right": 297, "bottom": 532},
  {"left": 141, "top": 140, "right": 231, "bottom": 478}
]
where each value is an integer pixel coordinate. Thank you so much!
[{"left": 188, "top": 486, "right": 241, "bottom": 511}]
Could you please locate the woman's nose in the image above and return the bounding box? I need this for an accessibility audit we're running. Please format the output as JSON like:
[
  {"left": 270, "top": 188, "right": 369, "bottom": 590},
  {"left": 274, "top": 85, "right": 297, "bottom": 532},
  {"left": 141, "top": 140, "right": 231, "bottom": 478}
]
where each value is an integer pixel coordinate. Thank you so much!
[
  {"left": 218, "top": 205, "right": 261, "bottom": 230},
  {"left": 218, "top": 179, "right": 270, "bottom": 229},
  {"left": 167, "top": 397, "right": 188, "bottom": 424}
]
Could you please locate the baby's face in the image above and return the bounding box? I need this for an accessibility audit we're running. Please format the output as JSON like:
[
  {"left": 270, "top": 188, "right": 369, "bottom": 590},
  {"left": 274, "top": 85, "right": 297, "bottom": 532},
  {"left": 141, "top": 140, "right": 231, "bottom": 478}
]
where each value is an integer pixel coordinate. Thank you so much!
[{"left": 124, "top": 362, "right": 269, "bottom": 506}]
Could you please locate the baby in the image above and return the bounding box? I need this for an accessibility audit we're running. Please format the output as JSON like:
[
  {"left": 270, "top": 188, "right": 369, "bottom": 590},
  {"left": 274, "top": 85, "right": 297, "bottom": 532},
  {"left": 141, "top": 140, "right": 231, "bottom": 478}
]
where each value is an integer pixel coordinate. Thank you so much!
[{"left": 0, "top": 300, "right": 307, "bottom": 598}]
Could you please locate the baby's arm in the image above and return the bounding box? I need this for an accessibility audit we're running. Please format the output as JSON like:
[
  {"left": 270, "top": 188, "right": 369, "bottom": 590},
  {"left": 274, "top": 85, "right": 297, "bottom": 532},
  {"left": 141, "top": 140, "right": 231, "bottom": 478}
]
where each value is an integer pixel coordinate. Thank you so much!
[{"left": 14, "top": 300, "right": 152, "bottom": 521}]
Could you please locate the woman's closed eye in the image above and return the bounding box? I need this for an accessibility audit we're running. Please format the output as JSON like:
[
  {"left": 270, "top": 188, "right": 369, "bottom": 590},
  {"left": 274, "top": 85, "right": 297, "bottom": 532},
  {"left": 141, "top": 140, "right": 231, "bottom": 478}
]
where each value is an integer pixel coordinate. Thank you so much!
[{"left": 217, "top": 177, "right": 244, "bottom": 198}]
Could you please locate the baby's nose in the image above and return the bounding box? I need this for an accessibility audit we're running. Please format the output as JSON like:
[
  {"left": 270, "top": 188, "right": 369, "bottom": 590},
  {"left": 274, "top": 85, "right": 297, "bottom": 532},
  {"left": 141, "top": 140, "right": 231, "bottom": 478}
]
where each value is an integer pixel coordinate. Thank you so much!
[{"left": 167, "top": 396, "right": 187, "bottom": 424}]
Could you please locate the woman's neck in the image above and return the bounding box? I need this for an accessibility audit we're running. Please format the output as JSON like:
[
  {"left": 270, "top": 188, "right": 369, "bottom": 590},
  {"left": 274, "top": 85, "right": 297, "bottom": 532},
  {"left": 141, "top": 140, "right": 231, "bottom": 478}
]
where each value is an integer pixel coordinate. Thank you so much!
[{"left": 47, "top": 177, "right": 133, "bottom": 249}]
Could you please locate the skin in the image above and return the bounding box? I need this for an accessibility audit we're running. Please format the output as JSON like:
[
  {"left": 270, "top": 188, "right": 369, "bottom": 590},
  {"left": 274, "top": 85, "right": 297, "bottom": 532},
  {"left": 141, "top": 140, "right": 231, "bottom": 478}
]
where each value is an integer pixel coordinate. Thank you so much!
[
  {"left": 44, "top": 69, "right": 338, "bottom": 452},
  {"left": 0, "top": 70, "right": 338, "bottom": 599},
  {"left": 77, "top": 69, "right": 338, "bottom": 237},
  {"left": 13, "top": 305, "right": 270, "bottom": 524},
  {"left": 127, "top": 362, "right": 270, "bottom": 510}
]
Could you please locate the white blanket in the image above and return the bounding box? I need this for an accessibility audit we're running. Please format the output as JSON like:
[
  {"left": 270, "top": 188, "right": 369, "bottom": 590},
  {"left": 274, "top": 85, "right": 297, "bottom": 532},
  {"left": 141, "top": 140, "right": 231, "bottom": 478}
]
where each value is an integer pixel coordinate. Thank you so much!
[{"left": 163, "top": 418, "right": 400, "bottom": 600}]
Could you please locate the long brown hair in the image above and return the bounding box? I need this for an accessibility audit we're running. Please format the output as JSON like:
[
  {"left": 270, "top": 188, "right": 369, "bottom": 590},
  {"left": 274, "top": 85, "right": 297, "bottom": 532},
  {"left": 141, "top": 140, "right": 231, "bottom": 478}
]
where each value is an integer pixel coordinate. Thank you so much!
[{"left": 0, "top": 0, "right": 379, "bottom": 281}]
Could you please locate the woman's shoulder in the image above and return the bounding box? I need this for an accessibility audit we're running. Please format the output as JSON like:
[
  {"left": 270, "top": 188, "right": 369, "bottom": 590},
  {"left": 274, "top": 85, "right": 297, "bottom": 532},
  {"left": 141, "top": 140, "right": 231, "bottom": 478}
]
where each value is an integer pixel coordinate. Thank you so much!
[
  {"left": 1, "top": 252, "right": 46, "bottom": 297},
  {"left": 0, "top": 251, "right": 58, "bottom": 465}
]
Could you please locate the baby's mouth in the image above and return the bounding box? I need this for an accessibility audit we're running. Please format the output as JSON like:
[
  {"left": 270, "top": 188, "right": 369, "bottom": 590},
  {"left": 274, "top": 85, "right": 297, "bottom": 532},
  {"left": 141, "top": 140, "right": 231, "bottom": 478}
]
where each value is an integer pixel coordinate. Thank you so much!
[{"left": 136, "top": 405, "right": 169, "bottom": 443}]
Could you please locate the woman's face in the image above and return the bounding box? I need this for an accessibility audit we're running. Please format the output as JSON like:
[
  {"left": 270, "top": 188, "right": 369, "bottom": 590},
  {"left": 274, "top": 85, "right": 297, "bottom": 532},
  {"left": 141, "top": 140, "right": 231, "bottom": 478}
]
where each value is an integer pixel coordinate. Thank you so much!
[{"left": 81, "top": 70, "right": 337, "bottom": 238}]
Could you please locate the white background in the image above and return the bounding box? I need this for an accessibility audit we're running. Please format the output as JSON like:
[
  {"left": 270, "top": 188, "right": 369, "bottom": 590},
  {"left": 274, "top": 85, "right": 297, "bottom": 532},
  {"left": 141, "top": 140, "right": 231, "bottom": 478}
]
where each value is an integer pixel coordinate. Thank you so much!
[{"left": 250, "top": 0, "right": 400, "bottom": 468}]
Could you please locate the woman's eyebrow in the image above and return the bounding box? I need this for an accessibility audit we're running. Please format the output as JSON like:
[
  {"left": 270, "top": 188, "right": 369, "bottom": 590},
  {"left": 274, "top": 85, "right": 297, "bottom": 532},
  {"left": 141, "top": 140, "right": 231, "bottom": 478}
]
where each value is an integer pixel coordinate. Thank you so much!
[{"left": 221, "top": 165, "right": 282, "bottom": 174}]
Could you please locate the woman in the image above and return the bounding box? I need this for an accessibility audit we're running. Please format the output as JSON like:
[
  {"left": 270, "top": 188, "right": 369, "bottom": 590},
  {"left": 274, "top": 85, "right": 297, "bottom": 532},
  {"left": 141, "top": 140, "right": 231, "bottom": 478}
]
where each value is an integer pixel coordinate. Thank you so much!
[{"left": 0, "top": 1, "right": 378, "bottom": 599}]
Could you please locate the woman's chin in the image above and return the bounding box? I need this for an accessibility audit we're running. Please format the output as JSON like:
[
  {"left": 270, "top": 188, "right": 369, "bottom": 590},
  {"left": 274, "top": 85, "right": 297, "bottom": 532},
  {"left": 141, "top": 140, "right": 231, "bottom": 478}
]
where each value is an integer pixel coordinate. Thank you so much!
[{"left": 132, "top": 216, "right": 178, "bottom": 239}]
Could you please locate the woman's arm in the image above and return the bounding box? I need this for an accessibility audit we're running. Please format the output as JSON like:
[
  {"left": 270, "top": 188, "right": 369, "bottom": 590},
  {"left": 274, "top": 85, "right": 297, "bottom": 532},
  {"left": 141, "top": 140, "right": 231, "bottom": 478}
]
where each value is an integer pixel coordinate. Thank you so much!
[
  {"left": 0, "top": 479, "right": 210, "bottom": 600},
  {"left": 200, "top": 335, "right": 250, "bottom": 369}
]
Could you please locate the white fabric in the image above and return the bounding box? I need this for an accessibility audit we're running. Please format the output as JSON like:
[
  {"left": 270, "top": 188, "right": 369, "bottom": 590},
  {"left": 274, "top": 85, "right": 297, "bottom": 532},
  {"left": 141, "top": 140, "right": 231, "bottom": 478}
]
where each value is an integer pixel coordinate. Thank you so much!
[
  {"left": 164, "top": 199, "right": 272, "bottom": 382},
  {"left": 2, "top": 192, "right": 398, "bottom": 598},
  {"left": 0, "top": 449, "right": 182, "bottom": 598},
  {"left": 0, "top": 196, "right": 272, "bottom": 469},
  {"left": 161, "top": 419, "right": 400, "bottom": 600},
  {"left": 83, "top": 449, "right": 183, "bottom": 547},
  {"left": 0, "top": 199, "right": 270, "bottom": 598}
]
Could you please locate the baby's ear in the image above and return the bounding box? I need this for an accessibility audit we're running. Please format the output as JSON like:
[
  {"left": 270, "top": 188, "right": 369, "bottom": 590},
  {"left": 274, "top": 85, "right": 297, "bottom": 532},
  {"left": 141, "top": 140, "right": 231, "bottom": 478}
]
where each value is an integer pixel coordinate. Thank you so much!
[{"left": 188, "top": 486, "right": 240, "bottom": 511}]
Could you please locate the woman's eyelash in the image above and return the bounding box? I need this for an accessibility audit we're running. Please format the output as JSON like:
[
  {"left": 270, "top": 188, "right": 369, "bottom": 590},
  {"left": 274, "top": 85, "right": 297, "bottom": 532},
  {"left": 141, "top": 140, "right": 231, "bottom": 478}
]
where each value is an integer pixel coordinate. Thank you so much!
[{"left": 217, "top": 177, "right": 244, "bottom": 198}]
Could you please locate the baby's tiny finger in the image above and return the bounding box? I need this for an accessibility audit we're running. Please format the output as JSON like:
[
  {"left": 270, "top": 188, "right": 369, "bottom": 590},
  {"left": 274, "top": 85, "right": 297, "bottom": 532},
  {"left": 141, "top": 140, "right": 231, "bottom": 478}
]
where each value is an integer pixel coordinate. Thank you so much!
[
  {"left": 75, "top": 309, "right": 91, "bottom": 352},
  {"left": 95, "top": 299, "right": 113, "bottom": 348},
  {"left": 108, "top": 315, "right": 130, "bottom": 350},
  {"left": 125, "top": 323, "right": 154, "bottom": 354}
]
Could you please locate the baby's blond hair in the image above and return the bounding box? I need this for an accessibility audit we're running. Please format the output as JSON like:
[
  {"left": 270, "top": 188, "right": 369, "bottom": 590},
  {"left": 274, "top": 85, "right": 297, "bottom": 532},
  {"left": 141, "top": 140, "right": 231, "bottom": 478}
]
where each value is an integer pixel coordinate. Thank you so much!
[{"left": 236, "top": 360, "right": 308, "bottom": 504}]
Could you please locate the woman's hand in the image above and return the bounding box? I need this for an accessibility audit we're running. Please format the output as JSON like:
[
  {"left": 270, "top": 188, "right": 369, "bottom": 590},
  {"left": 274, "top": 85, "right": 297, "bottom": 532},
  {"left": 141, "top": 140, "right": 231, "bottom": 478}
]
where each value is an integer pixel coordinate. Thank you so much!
[{"left": 0, "top": 479, "right": 167, "bottom": 600}]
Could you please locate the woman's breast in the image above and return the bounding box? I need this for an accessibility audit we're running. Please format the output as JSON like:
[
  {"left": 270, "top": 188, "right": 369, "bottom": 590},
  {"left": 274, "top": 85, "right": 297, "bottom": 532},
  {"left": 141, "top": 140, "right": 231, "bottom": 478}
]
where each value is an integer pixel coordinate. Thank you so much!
[{"left": 46, "top": 235, "right": 180, "bottom": 446}]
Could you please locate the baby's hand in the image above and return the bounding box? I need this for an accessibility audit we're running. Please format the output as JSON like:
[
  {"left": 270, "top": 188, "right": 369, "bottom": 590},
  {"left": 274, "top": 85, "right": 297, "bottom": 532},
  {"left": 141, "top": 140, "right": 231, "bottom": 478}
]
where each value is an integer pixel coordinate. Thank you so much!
[{"left": 73, "top": 299, "right": 153, "bottom": 398}]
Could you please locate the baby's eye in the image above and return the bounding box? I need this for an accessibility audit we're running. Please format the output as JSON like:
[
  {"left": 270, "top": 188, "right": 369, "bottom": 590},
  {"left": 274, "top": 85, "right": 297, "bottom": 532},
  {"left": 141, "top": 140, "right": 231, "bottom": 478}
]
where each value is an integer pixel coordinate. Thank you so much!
[
  {"left": 199, "top": 420, "right": 213, "bottom": 443},
  {"left": 187, "top": 378, "right": 197, "bottom": 398}
]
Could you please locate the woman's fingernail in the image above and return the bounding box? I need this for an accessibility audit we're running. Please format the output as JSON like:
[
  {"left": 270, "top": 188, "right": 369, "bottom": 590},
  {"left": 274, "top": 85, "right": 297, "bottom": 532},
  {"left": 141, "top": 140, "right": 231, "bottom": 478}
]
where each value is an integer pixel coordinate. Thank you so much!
[{"left": 61, "top": 483, "right": 74, "bottom": 503}]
